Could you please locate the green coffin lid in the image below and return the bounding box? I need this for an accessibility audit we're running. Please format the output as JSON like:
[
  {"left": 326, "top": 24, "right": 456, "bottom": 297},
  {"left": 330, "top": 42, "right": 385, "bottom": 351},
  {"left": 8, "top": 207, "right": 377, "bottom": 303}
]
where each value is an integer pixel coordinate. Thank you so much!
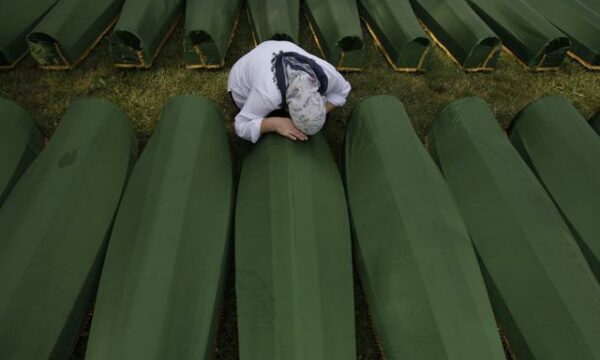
[
  {"left": 358, "top": 0, "right": 430, "bottom": 71},
  {"left": 246, "top": 0, "right": 299, "bottom": 44},
  {"left": 304, "top": 0, "right": 365, "bottom": 70},
  {"left": 344, "top": 95, "right": 505, "bottom": 360},
  {"left": 428, "top": 97, "right": 600, "bottom": 360},
  {"left": 510, "top": 96, "right": 600, "bottom": 281},
  {"left": 27, "top": 0, "right": 124, "bottom": 69},
  {"left": 0, "top": 98, "right": 136, "bottom": 360},
  {"left": 523, "top": 0, "right": 600, "bottom": 68},
  {"left": 0, "top": 0, "right": 59, "bottom": 68},
  {"left": 466, "top": 0, "right": 570, "bottom": 70},
  {"left": 591, "top": 112, "right": 600, "bottom": 135},
  {"left": 236, "top": 134, "right": 355, "bottom": 359},
  {"left": 110, "top": 0, "right": 183, "bottom": 68},
  {"left": 410, "top": 0, "right": 502, "bottom": 71},
  {"left": 184, "top": 0, "right": 242, "bottom": 68},
  {"left": 86, "top": 95, "right": 233, "bottom": 359},
  {"left": 0, "top": 97, "right": 43, "bottom": 206}
]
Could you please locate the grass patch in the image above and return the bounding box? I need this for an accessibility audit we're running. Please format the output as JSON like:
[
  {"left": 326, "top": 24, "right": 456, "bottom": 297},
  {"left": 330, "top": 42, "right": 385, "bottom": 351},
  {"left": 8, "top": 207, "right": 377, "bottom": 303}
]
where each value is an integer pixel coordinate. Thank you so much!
[{"left": 1, "top": 6, "right": 599, "bottom": 360}]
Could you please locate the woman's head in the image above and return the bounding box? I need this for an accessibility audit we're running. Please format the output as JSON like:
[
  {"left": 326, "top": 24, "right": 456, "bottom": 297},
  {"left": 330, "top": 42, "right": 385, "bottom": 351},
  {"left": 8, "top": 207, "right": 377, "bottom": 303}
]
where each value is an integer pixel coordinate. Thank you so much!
[{"left": 285, "top": 70, "right": 326, "bottom": 135}]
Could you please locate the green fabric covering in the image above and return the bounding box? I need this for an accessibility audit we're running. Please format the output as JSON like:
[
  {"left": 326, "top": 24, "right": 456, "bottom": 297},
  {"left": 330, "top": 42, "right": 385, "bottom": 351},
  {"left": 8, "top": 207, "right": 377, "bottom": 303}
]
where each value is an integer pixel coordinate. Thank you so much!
[
  {"left": 27, "top": 0, "right": 124, "bottom": 68},
  {"left": 85, "top": 96, "right": 233, "bottom": 359},
  {"left": 358, "top": 0, "right": 430, "bottom": 71},
  {"left": 344, "top": 96, "right": 505, "bottom": 360},
  {"left": 304, "top": 0, "right": 364, "bottom": 70},
  {"left": 111, "top": 0, "right": 183, "bottom": 67},
  {"left": 236, "top": 134, "right": 355, "bottom": 359},
  {"left": 0, "top": 98, "right": 136, "bottom": 360},
  {"left": 0, "top": 97, "right": 43, "bottom": 206},
  {"left": 410, "top": 0, "right": 501, "bottom": 70},
  {"left": 0, "top": 0, "right": 59, "bottom": 67},
  {"left": 510, "top": 96, "right": 600, "bottom": 282},
  {"left": 523, "top": 0, "right": 600, "bottom": 67},
  {"left": 428, "top": 97, "right": 600, "bottom": 360},
  {"left": 578, "top": 0, "right": 600, "bottom": 17},
  {"left": 466, "top": 0, "right": 570, "bottom": 69},
  {"left": 247, "top": 0, "right": 299, "bottom": 44},
  {"left": 184, "top": 0, "right": 241, "bottom": 68},
  {"left": 591, "top": 112, "right": 600, "bottom": 135}
]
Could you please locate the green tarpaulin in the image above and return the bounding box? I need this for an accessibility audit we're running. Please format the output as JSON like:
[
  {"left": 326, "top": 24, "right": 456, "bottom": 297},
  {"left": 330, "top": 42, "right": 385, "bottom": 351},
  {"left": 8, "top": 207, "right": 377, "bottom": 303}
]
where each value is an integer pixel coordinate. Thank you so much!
[
  {"left": 428, "top": 97, "right": 600, "bottom": 360},
  {"left": 236, "top": 134, "right": 355, "bottom": 359},
  {"left": 358, "top": 0, "right": 431, "bottom": 71},
  {"left": 0, "top": 0, "right": 58, "bottom": 68},
  {"left": 344, "top": 96, "right": 505, "bottom": 360},
  {"left": 27, "top": 0, "right": 123, "bottom": 69},
  {"left": 410, "top": 0, "right": 501, "bottom": 71},
  {"left": 466, "top": 0, "right": 570, "bottom": 70},
  {"left": 510, "top": 96, "right": 600, "bottom": 282},
  {"left": 591, "top": 112, "right": 600, "bottom": 135},
  {"left": 0, "top": 98, "right": 136, "bottom": 360},
  {"left": 85, "top": 96, "right": 233, "bottom": 359},
  {"left": 246, "top": 0, "right": 299, "bottom": 44},
  {"left": 304, "top": 0, "right": 364, "bottom": 71},
  {"left": 579, "top": 0, "right": 600, "bottom": 17},
  {"left": 0, "top": 98, "right": 43, "bottom": 206},
  {"left": 111, "top": 0, "right": 183, "bottom": 68},
  {"left": 523, "top": 0, "right": 600, "bottom": 69},
  {"left": 184, "top": 0, "right": 241, "bottom": 68}
]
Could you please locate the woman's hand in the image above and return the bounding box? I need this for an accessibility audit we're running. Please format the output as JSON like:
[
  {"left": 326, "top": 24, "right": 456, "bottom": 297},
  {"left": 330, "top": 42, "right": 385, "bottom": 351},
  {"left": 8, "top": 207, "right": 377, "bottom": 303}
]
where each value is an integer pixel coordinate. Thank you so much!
[{"left": 261, "top": 117, "right": 308, "bottom": 141}]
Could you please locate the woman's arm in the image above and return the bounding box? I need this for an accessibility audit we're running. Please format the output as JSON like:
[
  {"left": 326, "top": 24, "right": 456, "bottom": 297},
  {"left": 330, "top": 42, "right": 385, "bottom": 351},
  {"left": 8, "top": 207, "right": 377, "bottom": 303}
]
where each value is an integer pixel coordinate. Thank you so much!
[
  {"left": 261, "top": 117, "right": 308, "bottom": 141},
  {"left": 325, "top": 101, "right": 336, "bottom": 114}
]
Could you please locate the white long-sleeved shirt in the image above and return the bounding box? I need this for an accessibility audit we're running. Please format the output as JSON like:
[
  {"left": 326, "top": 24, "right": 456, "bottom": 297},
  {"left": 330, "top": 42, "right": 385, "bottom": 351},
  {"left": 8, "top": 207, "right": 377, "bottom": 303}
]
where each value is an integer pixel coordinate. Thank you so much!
[{"left": 227, "top": 41, "right": 352, "bottom": 143}]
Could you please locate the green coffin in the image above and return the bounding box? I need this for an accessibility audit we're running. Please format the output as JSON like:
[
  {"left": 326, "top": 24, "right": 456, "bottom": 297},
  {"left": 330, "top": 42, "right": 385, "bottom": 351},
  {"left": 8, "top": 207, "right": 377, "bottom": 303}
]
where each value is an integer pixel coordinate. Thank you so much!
[
  {"left": 184, "top": 0, "right": 241, "bottom": 68},
  {"left": 344, "top": 96, "right": 505, "bottom": 360},
  {"left": 246, "top": 0, "right": 299, "bottom": 44},
  {"left": 466, "top": 0, "right": 570, "bottom": 70},
  {"left": 578, "top": 0, "right": 600, "bottom": 17},
  {"left": 236, "top": 134, "right": 355, "bottom": 359},
  {"left": 0, "top": 98, "right": 43, "bottom": 206},
  {"left": 304, "top": 0, "right": 364, "bottom": 71},
  {"left": 523, "top": 0, "right": 600, "bottom": 69},
  {"left": 428, "top": 97, "right": 600, "bottom": 360},
  {"left": 0, "top": 0, "right": 59, "bottom": 68},
  {"left": 111, "top": 0, "right": 183, "bottom": 68},
  {"left": 0, "top": 98, "right": 136, "bottom": 360},
  {"left": 410, "top": 0, "right": 501, "bottom": 71},
  {"left": 591, "top": 112, "right": 600, "bottom": 135},
  {"left": 27, "top": 0, "right": 123, "bottom": 69},
  {"left": 510, "top": 96, "right": 600, "bottom": 281},
  {"left": 358, "top": 0, "right": 431, "bottom": 71},
  {"left": 85, "top": 96, "right": 233, "bottom": 359}
]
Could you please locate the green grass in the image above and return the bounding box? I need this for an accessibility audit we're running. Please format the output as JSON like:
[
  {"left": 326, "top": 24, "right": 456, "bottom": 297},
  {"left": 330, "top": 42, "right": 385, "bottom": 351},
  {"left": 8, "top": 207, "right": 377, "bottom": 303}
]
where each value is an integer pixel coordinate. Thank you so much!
[{"left": 1, "top": 7, "right": 599, "bottom": 360}]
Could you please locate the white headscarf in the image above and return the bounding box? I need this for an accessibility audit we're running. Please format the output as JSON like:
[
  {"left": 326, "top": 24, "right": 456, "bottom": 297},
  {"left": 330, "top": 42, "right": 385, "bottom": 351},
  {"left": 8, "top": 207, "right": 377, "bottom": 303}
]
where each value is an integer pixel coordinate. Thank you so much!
[{"left": 282, "top": 57, "right": 326, "bottom": 135}]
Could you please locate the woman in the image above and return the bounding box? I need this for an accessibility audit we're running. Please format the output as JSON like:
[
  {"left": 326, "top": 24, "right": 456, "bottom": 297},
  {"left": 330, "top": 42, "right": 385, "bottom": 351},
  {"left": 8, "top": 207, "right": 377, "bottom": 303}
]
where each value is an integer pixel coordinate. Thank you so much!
[{"left": 228, "top": 40, "right": 352, "bottom": 143}]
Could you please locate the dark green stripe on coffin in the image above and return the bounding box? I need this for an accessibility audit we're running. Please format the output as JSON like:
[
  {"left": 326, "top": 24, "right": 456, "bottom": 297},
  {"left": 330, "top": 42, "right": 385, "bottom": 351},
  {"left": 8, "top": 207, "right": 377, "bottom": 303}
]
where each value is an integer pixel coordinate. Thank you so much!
[
  {"left": 358, "top": 0, "right": 430, "bottom": 71},
  {"left": 236, "top": 134, "right": 355, "bottom": 359},
  {"left": 0, "top": 97, "right": 43, "bottom": 206},
  {"left": 466, "top": 0, "right": 570, "bottom": 69},
  {"left": 111, "top": 0, "right": 183, "bottom": 67},
  {"left": 247, "top": 0, "right": 299, "bottom": 43},
  {"left": 27, "top": 0, "right": 124, "bottom": 68},
  {"left": 184, "top": 0, "right": 241, "bottom": 68},
  {"left": 523, "top": 0, "right": 600, "bottom": 67},
  {"left": 510, "top": 96, "right": 600, "bottom": 281},
  {"left": 0, "top": 98, "right": 136, "bottom": 360},
  {"left": 304, "top": 0, "right": 364, "bottom": 70},
  {"left": 428, "top": 97, "right": 600, "bottom": 360},
  {"left": 591, "top": 112, "right": 600, "bottom": 135},
  {"left": 0, "top": 0, "right": 59, "bottom": 68},
  {"left": 345, "top": 96, "right": 505, "bottom": 360},
  {"left": 410, "top": 0, "right": 501, "bottom": 70},
  {"left": 86, "top": 96, "right": 233, "bottom": 360}
]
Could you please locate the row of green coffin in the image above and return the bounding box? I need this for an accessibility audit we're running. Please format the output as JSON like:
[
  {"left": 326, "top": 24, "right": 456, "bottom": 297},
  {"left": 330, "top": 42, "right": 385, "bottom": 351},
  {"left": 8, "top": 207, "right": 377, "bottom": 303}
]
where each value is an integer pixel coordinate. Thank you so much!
[
  {"left": 1, "top": 0, "right": 599, "bottom": 72},
  {"left": 2, "top": 93, "right": 600, "bottom": 359}
]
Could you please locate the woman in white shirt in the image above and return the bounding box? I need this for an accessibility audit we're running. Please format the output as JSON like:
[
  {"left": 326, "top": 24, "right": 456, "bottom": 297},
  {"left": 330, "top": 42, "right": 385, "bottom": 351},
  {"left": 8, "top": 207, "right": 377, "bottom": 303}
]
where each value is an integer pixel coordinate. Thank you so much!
[{"left": 227, "top": 40, "right": 352, "bottom": 143}]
